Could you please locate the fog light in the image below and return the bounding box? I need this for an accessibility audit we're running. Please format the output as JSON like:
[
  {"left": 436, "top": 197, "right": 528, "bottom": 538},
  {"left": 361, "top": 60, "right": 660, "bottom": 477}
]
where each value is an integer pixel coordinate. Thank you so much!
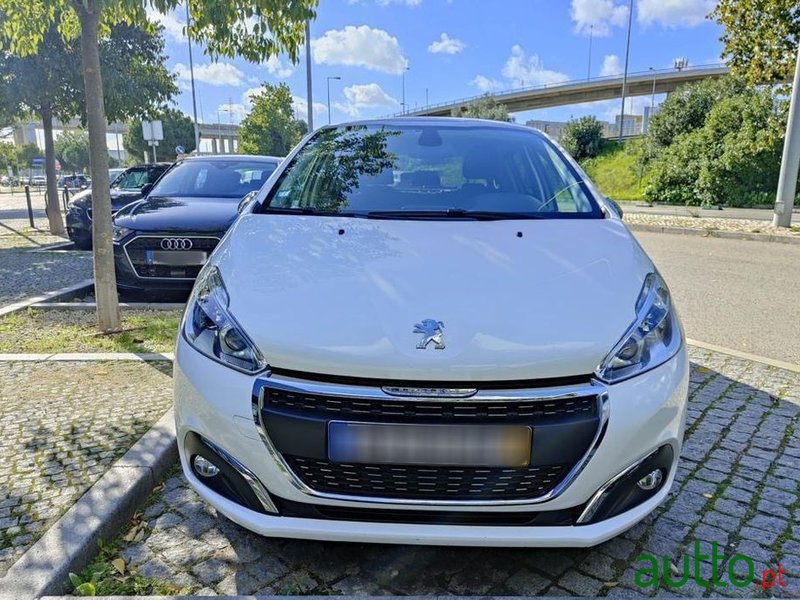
[
  {"left": 637, "top": 469, "right": 663, "bottom": 491},
  {"left": 193, "top": 455, "right": 220, "bottom": 478}
]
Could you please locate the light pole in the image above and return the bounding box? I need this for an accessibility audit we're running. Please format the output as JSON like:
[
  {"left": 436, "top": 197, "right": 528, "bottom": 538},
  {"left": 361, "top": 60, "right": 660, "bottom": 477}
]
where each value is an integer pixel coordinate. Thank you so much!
[
  {"left": 401, "top": 65, "right": 410, "bottom": 114},
  {"left": 617, "top": 0, "right": 634, "bottom": 141},
  {"left": 326, "top": 76, "right": 341, "bottom": 125},
  {"left": 773, "top": 43, "right": 800, "bottom": 228},
  {"left": 305, "top": 20, "right": 314, "bottom": 131},
  {"left": 185, "top": 0, "right": 200, "bottom": 153},
  {"left": 587, "top": 24, "right": 593, "bottom": 80}
]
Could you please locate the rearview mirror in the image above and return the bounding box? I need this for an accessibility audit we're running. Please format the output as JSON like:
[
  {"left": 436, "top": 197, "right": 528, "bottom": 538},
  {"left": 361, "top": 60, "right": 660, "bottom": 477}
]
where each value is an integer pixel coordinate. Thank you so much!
[
  {"left": 140, "top": 183, "right": 154, "bottom": 197},
  {"left": 238, "top": 190, "right": 259, "bottom": 214}
]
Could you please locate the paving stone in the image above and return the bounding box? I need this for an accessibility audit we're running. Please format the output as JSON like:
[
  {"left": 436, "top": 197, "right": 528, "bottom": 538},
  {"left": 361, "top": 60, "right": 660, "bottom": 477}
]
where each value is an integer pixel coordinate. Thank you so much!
[
  {"left": 504, "top": 567, "right": 551, "bottom": 595},
  {"left": 558, "top": 570, "right": 605, "bottom": 595}
]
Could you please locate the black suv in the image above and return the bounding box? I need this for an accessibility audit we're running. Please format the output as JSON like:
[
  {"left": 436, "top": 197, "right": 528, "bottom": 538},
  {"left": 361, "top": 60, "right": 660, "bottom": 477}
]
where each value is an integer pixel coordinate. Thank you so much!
[{"left": 66, "top": 163, "right": 171, "bottom": 249}]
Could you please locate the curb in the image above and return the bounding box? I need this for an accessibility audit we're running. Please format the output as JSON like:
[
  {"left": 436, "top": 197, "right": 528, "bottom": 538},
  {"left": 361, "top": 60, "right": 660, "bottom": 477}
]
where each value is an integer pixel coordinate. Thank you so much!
[
  {"left": 0, "top": 279, "right": 94, "bottom": 318},
  {"left": 32, "top": 302, "right": 186, "bottom": 311},
  {"left": 0, "top": 352, "right": 174, "bottom": 362},
  {"left": 687, "top": 338, "right": 800, "bottom": 374},
  {"left": 0, "top": 409, "right": 177, "bottom": 599},
  {"left": 626, "top": 223, "right": 800, "bottom": 244}
]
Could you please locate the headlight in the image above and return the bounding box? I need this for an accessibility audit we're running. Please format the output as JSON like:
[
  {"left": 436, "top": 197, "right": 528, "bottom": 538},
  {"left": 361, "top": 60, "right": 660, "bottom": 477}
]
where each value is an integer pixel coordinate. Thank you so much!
[
  {"left": 182, "top": 265, "right": 267, "bottom": 374},
  {"left": 112, "top": 226, "right": 133, "bottom": 241},
  {"left": 596, "top": 272, "right": 682, "bottom": 383}
]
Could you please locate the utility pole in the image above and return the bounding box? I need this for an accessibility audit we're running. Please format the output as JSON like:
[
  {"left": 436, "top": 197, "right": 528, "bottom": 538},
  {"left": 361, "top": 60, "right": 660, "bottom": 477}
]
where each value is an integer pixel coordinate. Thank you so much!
[
  {"left": 587, "top": 24, "right": 593, "bottom": 80},
  {"left": 326, "top": 76, "right": 341, "bottom": 125},
  {"left": 185, "top": 0, "right": 200, "bottom": 153},
  {"left": 305, "top": 20, "right": 314, "bottom": 131},
  {"left": 401, "top": 65, "right": 410, "bottom": 114},
  {"left": 773, "top": 44, "right": 800, "bottom": 228},
  {"left": 618, "top": 0, "right": 634, "bottom": 141}
]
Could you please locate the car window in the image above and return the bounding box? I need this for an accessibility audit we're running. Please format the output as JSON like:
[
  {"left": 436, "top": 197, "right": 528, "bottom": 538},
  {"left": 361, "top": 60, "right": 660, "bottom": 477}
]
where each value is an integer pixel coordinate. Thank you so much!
[
  {"left": 113, "top": 168, "right": 150, "bottom": 190},
  {"left": 263, "top": 124, "right": 600, "bottom": 218},
  {"left": 149, "top": 160, "right": 278, "bottom": 199}
]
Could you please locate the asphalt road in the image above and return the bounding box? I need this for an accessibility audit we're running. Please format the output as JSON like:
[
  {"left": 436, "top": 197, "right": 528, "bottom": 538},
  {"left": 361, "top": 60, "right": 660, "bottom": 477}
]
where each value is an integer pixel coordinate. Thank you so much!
[{"left": 634, "top": 231, "right": 800, "bottom": 365}]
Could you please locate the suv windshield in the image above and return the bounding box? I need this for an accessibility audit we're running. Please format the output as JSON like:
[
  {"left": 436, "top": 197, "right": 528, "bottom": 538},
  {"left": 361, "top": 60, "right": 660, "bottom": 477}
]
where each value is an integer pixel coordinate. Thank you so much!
[
  {"left": 150, "top": 159, "right": 278, "bottom": 199},
  {"left": 262, "top": 124, "right": 601, "bottom": 219}
]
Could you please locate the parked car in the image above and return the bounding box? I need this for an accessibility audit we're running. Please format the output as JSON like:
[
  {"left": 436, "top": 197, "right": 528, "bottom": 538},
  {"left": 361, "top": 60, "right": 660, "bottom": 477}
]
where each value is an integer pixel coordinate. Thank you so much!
[
  {"left": 109, "top": 167, "right": 126, "bottom": 184},
  {"left": 112, "top": 155, "right": 282, "bottom": 295},
  {"left": 66, "top": 163, "right": 171, "bottom": 249},
  {"left": 59, "top": 174, "right": 89, "bottom": 191},
  {"left": 30, "top": 175, "right": 46, "bottom": 187},
  {"left": 173, "top": 118, "right": 689, "bottom": 547}
]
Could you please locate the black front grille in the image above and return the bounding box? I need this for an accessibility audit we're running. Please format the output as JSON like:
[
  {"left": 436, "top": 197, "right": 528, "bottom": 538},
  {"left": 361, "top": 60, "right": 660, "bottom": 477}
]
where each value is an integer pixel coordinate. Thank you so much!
[
  {"left": 264, "top": 387, "right": 597, "bottom": 423},
  {"left": 124, "top": 236, "right": 218, "bottom": 278},
  {"left": 285, "top": 456, "right": 569, "bottom": 500}
]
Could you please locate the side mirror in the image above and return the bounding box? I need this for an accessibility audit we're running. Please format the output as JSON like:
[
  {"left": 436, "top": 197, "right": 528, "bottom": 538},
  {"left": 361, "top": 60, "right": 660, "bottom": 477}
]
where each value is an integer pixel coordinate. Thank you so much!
[
  {"left": 238, "top": 190, "right": 259, "bottom": 214},
  {"left": 607, "top": 198, "right": 623, "bottom": 218},
  {"left": 140, "top": 183, "right": 154, "bottom": 197}
]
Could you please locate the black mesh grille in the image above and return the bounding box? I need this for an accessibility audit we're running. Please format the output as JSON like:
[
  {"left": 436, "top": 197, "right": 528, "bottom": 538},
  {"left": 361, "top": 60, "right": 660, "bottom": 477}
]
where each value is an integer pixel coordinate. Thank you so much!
[
  {"left": 125, "top": 236, "right": 218, "bottom": 278},
  {"left": 264, "top": 387, "right": 597, "bottom": 423},
  {"left": 285, "top": 456, "right": 568, "bottom": 500}
]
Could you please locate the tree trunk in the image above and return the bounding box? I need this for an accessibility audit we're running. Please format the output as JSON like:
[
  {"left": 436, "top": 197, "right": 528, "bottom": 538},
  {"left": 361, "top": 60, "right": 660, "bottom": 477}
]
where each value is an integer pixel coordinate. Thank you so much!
[
  {"left": 40, "top": 107, "right": 65, "bottom": 235},
  {"left": 76, "top": 3, "right": 120, "bottom": 332}
]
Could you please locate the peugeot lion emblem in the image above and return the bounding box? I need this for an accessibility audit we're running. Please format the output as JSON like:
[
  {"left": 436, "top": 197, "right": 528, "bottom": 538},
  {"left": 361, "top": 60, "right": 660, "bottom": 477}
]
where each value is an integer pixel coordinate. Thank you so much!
[
  {"left": 160, "top": 237, "right": 193, "bottom": 250},
  {"left": 414, "top": 319, "right": 445, "bottom": 350}
]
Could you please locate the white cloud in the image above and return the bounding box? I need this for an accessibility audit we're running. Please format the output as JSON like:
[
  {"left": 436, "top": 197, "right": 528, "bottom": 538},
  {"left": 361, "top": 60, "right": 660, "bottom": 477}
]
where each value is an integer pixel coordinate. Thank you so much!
[
  {"left": 175, "top": 62, "right": 245, "bottom": 87},
  {"left": 570, "top": 0, "right": 628, "bottom": 36},
  {"left": 265, "top": 55, "right": 295, "bottom": 79},
  {"left": 427, "top": 33, "right": 465, "bottom": 55},
  {"left": 242, "top": 87, "right": 262, "bottom": 108},
  {"left": 312, "top": 25, "right": 407, "bottom": 75},
  {"left": 377, "top": 0, "right": 422, "bottom": 5},
  {"left": 638, "top": 0, "right": 716, "bottom": 28},
  {"left": 501, "top": 45, "right": 569, "bottom": 87},
  {"left": 600, "top": 54, "right": 623, "bottom": 76},
  {"left": 333, "top": 102, "right": 362, "bottom": 117},
  {"left": 343, "top": 83, "right": 399, "bottom": 107},
  {"left": 292, "top": 95, "right": 328, "bottom": 121},
  {"left": 217, "top": 103, "right": 247, "bottom": 123},
  {"left": 146, "top": 7, "right": 185, "bottom": 42},
  {"left": 470, "top": 75, "right": 503, "bottom": 92}
]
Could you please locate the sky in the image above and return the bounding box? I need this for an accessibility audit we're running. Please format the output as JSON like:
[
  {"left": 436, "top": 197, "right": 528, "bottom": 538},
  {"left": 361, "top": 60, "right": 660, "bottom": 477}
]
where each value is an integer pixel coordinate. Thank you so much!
[{"left": 147, "top": 0, "right": 725, "bottom": 129}]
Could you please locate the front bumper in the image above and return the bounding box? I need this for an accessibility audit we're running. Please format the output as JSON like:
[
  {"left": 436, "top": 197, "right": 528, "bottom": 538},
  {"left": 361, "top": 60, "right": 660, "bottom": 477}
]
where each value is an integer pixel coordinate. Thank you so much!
[{"left": 174, "top": 338, "right": 689, "bottom": 546}]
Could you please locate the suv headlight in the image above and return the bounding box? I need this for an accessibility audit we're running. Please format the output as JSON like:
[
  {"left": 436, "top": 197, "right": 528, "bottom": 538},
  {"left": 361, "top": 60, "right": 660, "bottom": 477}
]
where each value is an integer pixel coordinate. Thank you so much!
[
  {"left": 112, "top": 226, "right": 132, "bottom": 241},
  {"left": 596, "top": 272, "right": 682, "bottom": 383},
  {"left": 182, "top": 265, "right": 267, "bottom": 374}
]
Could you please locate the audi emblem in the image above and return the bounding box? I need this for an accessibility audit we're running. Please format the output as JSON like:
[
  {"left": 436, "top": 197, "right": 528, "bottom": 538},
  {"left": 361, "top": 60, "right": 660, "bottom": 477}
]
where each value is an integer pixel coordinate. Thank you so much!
[{"left": 160, "top": 238, "right": 193, "bottom": 250}]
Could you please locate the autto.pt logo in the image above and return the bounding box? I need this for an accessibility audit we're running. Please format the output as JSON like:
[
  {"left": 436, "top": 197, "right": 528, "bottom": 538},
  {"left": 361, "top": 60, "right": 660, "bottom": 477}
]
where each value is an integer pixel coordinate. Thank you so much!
[{"left": 635, "top": 541, "right": 789, "bottom": 590}]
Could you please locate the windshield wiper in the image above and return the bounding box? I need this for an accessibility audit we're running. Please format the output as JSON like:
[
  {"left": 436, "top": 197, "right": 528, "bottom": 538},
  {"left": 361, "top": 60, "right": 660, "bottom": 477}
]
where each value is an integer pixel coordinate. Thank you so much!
[
  {"left": 365, "top": 209, "right": 549, "bottom": 221},
  {"left": 263, "top": 206, "right": 363, "bottom": 217}
]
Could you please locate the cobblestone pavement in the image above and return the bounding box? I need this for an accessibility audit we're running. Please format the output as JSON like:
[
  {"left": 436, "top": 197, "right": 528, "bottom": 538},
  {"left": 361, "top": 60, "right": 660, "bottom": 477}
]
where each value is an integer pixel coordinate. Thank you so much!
[
  {"left": 0, "top": 360, "right": 173, "bottom": 576},
  {"left": 112, "top": 346, "right": 800, "bottom": 597},
  {"left": 624, "top": 213, "right": 800, "bottom": 238},
  {"left": 0, "top": 227, "right": 92, "bottom": 307}
]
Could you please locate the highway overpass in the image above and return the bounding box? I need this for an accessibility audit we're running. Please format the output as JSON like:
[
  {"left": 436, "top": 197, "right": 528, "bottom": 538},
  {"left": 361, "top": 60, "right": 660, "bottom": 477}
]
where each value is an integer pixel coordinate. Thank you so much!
[{"left": 404, "top": 64, "right": 729, "bottom": 116}]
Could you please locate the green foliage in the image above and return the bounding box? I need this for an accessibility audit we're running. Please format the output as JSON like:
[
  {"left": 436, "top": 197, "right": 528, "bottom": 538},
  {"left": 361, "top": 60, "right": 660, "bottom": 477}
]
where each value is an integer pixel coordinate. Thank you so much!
[
  {"left": 123, "top": 108, "right": 195, "bottom": 163},
  {"left": 644, "top": 85, "right": 784, "bottom": 207},
  {"left": 0, "top": 141, "right": 17, "bottom": 172},
  {"left": 713, "top": 0, "right": 799, "bottom": 85},
  {"left": 580, "top": 140, "right": 647, "bottom": 202},
  {"left": 451, "top": 94, "right": 510, "bottom": 121},
  {"left": 561, "top": 116, "right": 604, "bottom": 160},
  {"left": 14, "top": 143, "right": 41, "bottom": 169},
  {"left": 239, "top": 83, "right": 307, "bottom": 156},
  {"left": 55, "top": 129, "right": 90, "bottom": 171}
]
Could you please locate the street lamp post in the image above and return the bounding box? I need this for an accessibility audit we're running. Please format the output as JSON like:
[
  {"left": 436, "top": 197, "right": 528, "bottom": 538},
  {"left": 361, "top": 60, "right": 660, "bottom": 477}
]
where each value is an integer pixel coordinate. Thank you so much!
[
  {"left": 587, "top": 24, "right": 593, "bottom": 80},
  {"left": 618, "top": 0, "right": 634, "bottom": 141},
  {"left": 401, "top": 66, "right": 410, "bottom": 114},
  {"left": 326, "top": 76, "right": 341, "bottom": 125},
  {"left": 773, "top": 43, "right": 800, "bottom": 228},
  {"left": 649, "top": 67, "right": 656, "bottom": 109}
]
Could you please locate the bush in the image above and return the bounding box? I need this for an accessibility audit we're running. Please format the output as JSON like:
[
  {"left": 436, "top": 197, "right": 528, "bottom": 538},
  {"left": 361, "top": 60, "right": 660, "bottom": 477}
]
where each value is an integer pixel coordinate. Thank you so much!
[
  {"left": 561, "top": 116, "right": 604, "bottom": 160},
  {"left": 580, "top": 140, "right": 647, "bottom": 202}
]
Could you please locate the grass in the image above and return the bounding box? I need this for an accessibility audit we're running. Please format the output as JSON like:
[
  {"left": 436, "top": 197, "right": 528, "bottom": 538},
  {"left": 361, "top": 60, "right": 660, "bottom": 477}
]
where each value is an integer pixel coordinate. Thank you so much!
[
  {"left": 580, "top": 140, "right": 648, "bottom": 202},
  {"left": 0, "top": 308, "right": 181, "bottom": 353}
]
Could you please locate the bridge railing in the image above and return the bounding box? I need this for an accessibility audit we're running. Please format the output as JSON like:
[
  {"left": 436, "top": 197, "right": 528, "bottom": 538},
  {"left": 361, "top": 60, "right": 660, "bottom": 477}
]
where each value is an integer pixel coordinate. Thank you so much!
[{"left": 394, "top": 63, "right": 727, "bottom": 117}]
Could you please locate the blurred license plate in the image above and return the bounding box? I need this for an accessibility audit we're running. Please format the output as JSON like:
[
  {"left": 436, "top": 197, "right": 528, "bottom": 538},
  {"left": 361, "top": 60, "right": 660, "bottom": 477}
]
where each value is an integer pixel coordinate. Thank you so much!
[
  {"left": 147, "top": 250, "right": 207, "bottom": 266},
  {"left": 328, "top": 422, "right": 531, "bottom": 467}
]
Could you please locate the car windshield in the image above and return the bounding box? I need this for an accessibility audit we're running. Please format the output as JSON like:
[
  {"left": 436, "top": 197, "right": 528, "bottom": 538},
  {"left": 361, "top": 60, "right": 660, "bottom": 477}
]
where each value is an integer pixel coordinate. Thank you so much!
[
  {"left": 149, "top": 159, "right": 278, "bottom": 199},
  {"left": 262, "top": 124, "right": 601, "bottom": 219},
  {"left": 112, "top": 167, "right": 164, "bottom": 190}
]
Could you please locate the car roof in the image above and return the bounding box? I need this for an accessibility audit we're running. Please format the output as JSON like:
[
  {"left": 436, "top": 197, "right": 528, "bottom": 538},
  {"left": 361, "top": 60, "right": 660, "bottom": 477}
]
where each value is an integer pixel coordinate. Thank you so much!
[
  {"left": 182, "top": 154, "right": 283, "bottom": 163},
  {"left": 322, "top": 116, "right": 539, "bottom": 135}
]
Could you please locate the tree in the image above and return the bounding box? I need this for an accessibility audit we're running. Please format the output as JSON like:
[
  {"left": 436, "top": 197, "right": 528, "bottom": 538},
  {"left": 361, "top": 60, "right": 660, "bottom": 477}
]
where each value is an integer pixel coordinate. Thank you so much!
[
  {"left": 0, "top": 141, "right": 17, "bottom": 173},
  {"left": 239, "top": 84, "right": 308, "bottom": 156},
  {"left": 55, "top": 129, "right": 91, "bottom": 172},
  {"left": 713, "top": 0, "right": 800, "bottom": 85},
  {"left": 451, "top": 94, "right": 510, "bottom": 121},
  {"left": 124, "top": 108, "right": 195, "bottom": 163},
  {"left": 1, "top": 0, "right": 316, "bottom": 333},
  {"left": 561, "top": 116, "right": 604, "bottom": 160}
]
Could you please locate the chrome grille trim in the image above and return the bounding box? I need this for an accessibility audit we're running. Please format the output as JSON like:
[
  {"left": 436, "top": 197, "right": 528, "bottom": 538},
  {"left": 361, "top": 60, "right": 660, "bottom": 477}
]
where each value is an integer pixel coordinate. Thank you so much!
[
  {"left": 122, "top": 234, "right": 219, "bottom": 280},
  {"left": 251, "top": 374, "right": 610, "bottom": 507}
]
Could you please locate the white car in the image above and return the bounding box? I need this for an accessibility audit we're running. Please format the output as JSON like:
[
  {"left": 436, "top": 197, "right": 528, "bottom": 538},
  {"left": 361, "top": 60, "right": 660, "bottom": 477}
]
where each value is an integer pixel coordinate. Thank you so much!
[{"left": 174, "top": 118, "right": 689, "bottom": 547}]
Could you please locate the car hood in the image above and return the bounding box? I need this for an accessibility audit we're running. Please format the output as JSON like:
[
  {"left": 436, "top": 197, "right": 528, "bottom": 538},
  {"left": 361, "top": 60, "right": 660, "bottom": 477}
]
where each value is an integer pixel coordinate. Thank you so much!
[
  {"left": 213, "top": 215, "right": 654, "bottom": 381},
  {"left": 113, "top": 195, "right": 239, "bottom": 232},
  {"left": 69, "top": 188, "right": 147, "bottom": 211}
]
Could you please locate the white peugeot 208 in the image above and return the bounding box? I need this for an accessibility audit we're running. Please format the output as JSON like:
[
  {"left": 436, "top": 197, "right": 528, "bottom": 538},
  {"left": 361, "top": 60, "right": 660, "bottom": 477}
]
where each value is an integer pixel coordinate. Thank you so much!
[{"left": 174, "top": 118, "right": 689, "bottom": 547}]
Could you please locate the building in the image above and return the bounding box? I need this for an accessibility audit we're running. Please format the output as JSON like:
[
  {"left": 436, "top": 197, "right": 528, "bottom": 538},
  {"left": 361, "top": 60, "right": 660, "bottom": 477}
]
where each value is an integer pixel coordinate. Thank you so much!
[{"left": 525, "top": 119, "right": 568, "bottom": 140}]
